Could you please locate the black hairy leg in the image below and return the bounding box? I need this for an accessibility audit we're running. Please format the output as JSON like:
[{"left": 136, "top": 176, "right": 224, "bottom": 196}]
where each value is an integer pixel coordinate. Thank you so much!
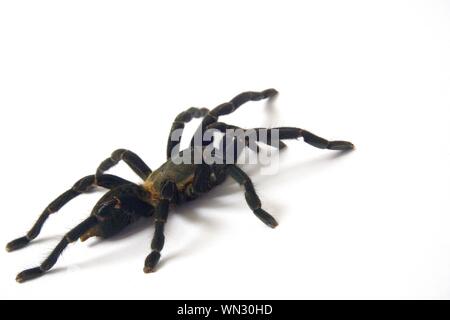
[
  {"left": 96, "top": 149, "right": 152, "bottom": 180},
  {"left": 190, "top": 89, "right": 278, "bottom": 147},
  {"left": 15, "top": 216, "right": 99, "bottom": 283},
  {"left": 227, "top": 165, "right": 278, "bottom": 228},
  {"left": 144, "top": 181, "right": 177, "bottom": 273},
  {"left": 210, "top": 123, "right": 353, "bottom": 151},
  {"left": 275, "top": 127, "right": 354, "bottom": 150},
  {"left": 6, "top": 174, "right": 131, "bottom": 252},
  {"left": 208, "top": 122, "right": 287, "bottom": 154},
  {"left": 167, "top": 107, "right": 210, "bottom": 159}
]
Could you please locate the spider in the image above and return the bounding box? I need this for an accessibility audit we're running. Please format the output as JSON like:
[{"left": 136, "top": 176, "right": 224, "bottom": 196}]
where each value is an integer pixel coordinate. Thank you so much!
[{"left": 6, "top": 88, "right": 354, "bottom": 283}]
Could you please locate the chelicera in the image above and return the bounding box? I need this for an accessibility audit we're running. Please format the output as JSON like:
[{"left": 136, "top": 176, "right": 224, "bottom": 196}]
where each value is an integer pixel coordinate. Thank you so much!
[{"left": 7, "top": 89, "right": 354, "bottom": 283}]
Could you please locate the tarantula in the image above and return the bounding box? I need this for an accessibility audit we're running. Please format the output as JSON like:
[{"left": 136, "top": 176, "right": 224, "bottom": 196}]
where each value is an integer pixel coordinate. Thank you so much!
[{"left": 7, "top": 89, "right": 354, "bottom": 283}]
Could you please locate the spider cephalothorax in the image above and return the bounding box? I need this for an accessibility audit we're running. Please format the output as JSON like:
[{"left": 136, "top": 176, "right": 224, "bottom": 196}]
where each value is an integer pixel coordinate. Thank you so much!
[
  {"left": 80, "top": 183, "right": 154, "bottom": 241},
  {"left": 7, "top": 88, "right": 354, "bottom": 283}
]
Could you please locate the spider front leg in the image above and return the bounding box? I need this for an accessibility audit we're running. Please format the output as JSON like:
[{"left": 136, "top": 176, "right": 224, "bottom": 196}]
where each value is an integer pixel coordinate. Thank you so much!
[
  {"left": 16, "top": 216, "right": 99, "bottom": 283},
  {"left": 7, "top": 148, "right": 150, "bottom": 252},
  {"left": 6, "top": 174, "right": 130, "bottom": 252},
  {"left": 144, "top": 181, "right": 177, "bottom": 273},
  {"left": 227, "top": 165, "right": 278, "bottom": 228}
]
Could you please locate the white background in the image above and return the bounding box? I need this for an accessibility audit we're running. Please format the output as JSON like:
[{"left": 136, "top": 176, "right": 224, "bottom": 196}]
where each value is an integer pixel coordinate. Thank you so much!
[{"left": 1, "top": 1, "right": 449, "bottom": 300}]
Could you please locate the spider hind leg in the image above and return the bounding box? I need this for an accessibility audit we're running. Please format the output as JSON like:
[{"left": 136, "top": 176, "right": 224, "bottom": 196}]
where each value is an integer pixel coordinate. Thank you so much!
[
  {"left": 227, "top": 165, "right": 278, "bottom": 228},
  {"left": 190, "top": 89, "right": 278, "bottom": 147}
]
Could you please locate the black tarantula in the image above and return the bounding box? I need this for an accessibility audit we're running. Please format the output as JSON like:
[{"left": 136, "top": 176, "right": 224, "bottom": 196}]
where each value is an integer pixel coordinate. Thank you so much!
[{"left": 7, "top": 89, "right": 354, "bottom": 283}]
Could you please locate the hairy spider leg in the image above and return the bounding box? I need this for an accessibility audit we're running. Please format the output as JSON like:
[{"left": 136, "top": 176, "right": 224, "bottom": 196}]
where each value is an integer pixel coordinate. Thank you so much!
[
  {"left": 97, "top": 149, "right": 152, "bottom": 180},
  {"left": 207, "top": 122, "right": 287, "bottom": 154},
  {"left": 205, "top": 124, "right": 354, "bottom": 228},
  {"left": 190, "top": 89, "right": 278, "bottom": 147},
  {"left": 167, "top": 107, "right": 210, "bottom": 159},
  {"left": 209, "top": 123, "right": 354, "bottom": 152},
  {"left": 144, "top": 181, "right": 177, "bottom": 273},
  {"left": 275, "top": 127, "right": 354, "bottom": 150},
  {"left": 15, "top": 216, "right": 99, "bottom": 283},
  {"left": 6, "top": 174, "right": 131, "bottom": 252}
]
